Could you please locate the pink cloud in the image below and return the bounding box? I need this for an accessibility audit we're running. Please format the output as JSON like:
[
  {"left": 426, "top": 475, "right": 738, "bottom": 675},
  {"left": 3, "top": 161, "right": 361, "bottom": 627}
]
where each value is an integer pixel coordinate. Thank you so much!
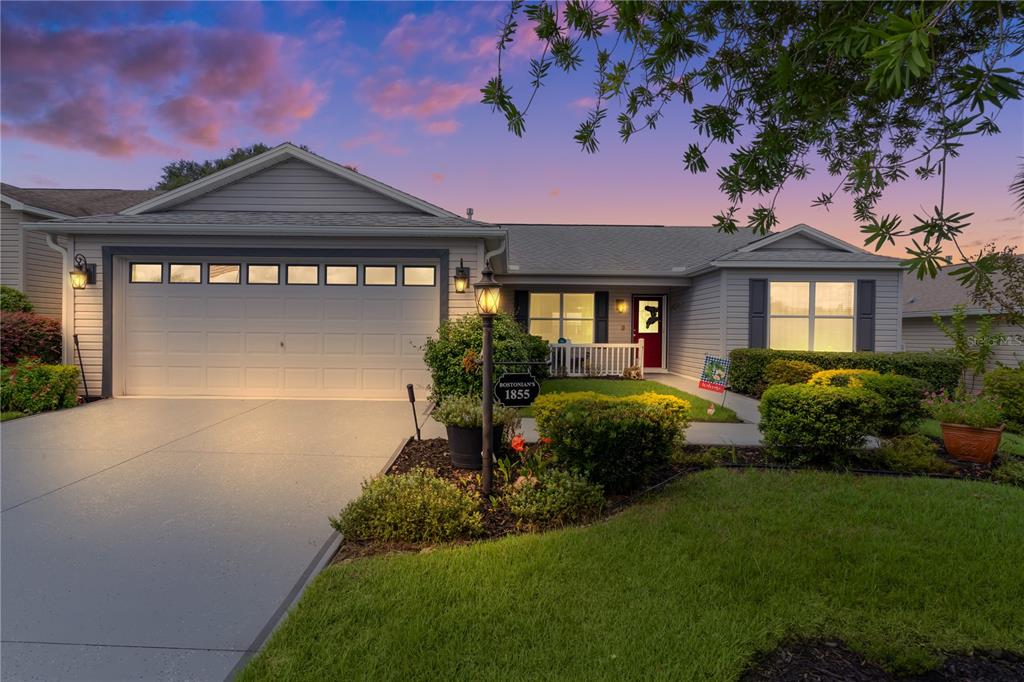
[
  {"left": 361, "top": 74, "right": 478, "bottom": 120},
  {"left": 341, "top": 130, "right": 409, "bottom": 157},
  {"left": 431, "top": 172, "right": 445, "bottom": 183},
  {"left": 549, "top": 188, "right": 561, "bottom": 197},
  {"left": 420, "top": 119, "right": 460, "bottom": 135},
  {"left": 157, "top": 95, "right": 225, "bottom": 147},
  {"left": 382, "top": 9, "right": 533, "bottom": 64},
  {"left": 570, "top": 97, "right": 594, "bottom": 110},
  {"left": 310, "top": 17, "right": 345, "bottom": 44}
]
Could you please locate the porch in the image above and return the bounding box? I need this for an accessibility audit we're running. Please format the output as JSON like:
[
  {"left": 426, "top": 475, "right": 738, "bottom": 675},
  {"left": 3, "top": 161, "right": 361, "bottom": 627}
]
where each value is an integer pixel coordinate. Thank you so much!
[{"left": 548, "top": 341, "right": 646, "bottom": 378}]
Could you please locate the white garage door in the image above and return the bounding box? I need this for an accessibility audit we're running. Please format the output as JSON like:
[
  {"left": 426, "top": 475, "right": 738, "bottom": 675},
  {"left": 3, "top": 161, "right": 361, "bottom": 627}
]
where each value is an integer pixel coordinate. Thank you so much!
[{"left": 120, "top": 259, "right": 440, "bottom": 398}]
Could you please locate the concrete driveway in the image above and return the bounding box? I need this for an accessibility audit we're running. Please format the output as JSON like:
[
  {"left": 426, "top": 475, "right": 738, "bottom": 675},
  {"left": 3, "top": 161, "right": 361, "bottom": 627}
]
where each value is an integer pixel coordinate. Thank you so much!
[{"left": 1, "top": 398, "right": 417, "bottom": 681}]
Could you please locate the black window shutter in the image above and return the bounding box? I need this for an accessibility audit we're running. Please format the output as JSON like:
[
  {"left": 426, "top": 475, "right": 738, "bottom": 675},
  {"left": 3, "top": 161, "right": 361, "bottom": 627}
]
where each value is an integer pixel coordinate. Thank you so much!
[
  {"left": 856, "top": 279, "right": 876, "bottom": 351},
  {"left": 748, "top": 279, "right": 768, "bottom": 348},
  {"left": 594, "top": 292, "right": 609, "bottom": 342},
  {"left": 513, "top": 290, "right": 530, "bottom": 331}
]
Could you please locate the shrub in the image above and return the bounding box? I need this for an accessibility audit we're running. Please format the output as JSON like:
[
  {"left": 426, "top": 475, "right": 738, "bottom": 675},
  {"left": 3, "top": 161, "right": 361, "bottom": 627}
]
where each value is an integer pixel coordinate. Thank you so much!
[
  {"left": 534, "top": 392, "right": 690, "bottom": 493},
  {"left": 759, "top": 383, "right": 881, "bottom": 464},
  {"left": 763, "top": 359, "right": 821, "bottom": 387},
  {"left": 431, "top": 394, "right": 520, "bottom": 429},
  {"left": 728, "top": 348, "right": 962, "bottom": 397},
  {"left": 422, "top": 313, "right": 549, "bottom": 401},
  {"left": 0, "top": 286, "right": 33, "bottom": 312},
  {"left": 857, "top": 435, "right": 955, "bottom": 474},
  {"left": 505, "top": 468, "right": 604, "bottom": 529},
  {"left": 860, "top": 373, "right": 929, "bottom": 436},
  {"left": 807, "top": 368, "right": 880, "bottom": 388},
  {"left": 1, "top": 312, "right": 62, "bottom": 365},
  {"left": 330, "top": 468, "right": 483, "bottom": 543},
  {"left": 992, "top": 459, "right": 1024, "bottom": 488},
  {"left": 926, "top": 391, "right": 1004, "bottom": 429},
  {"left": 0, "top": 358, "right": 79, "bottom": 414},
  {"left": 984, "top": 367, "right": 1024, "bottom": 434}
]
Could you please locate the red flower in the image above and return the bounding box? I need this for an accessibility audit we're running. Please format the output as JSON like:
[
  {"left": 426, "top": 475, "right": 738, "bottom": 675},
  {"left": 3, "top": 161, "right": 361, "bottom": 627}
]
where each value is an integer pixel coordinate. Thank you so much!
[
  {"left": 540, "top": 437, "right": 553, "bottom": 445},
  {"left": 511, "top": 434, "right": 526, "bottom": 453}
]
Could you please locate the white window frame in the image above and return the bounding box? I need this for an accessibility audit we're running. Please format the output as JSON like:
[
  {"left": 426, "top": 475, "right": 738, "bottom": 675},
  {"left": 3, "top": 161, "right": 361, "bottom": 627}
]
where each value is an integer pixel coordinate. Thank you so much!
[
  {"left": 528, "top": 292, "right": 595, "bottom": 343},
  {"left": 768, "top": 281, "right": 856, "bottom": 352}
]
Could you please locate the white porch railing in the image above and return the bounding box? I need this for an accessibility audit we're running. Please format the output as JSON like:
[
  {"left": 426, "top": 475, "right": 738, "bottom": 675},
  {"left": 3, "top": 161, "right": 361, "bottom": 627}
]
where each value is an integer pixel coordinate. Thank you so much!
[{"left": 548, "top": 340, "right": 645, "bottom": 378}]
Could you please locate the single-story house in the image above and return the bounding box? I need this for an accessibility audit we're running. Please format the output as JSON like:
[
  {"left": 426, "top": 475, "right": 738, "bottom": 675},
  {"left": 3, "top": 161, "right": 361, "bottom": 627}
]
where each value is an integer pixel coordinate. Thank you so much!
[{"left": 20, "top": 142, "right": 904, "bottom": 399}]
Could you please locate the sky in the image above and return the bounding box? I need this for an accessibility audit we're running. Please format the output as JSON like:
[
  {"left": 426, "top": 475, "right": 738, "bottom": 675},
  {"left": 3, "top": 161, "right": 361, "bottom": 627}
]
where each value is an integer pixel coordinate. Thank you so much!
[{"left": 1, "top": 0, "right": 1021, "bottom": 258}]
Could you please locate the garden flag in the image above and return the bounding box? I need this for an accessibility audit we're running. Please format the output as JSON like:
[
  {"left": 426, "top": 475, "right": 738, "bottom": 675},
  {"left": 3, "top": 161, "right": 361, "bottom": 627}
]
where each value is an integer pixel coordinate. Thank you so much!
[{"left": 698, "top": 355, "right": 730, "bottom": 393}]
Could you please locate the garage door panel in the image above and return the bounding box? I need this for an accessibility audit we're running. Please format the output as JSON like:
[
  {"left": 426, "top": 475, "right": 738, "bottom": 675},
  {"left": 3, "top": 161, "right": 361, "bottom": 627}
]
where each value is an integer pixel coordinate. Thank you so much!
[
  {"left": 360, "top": 334, "right": 397, "bottom": 355},
  {"left": 323, "top": 368, "right": 358, "bottom": 390},
  {"left": 283, "top": 368, "right": 321, "bottom": 390},
  {"left": 207, "top": 333, "right": 242, "bottom": 354},
  {"left": 244, "top": 333, "right": 281, "bottom": 354},
  {"left": 166, "top": 332, "right": 205, "bottom": 354},
  {"left": 361, "top": 300, "right": 400, "bottom": 321},
  {"left": 245, "top": 298, "right": 283, "bottom": 319},
  {"left": 207, "top": 298, "right": 245, "bottom": 319},
  {"left": 285, "top": 299, "right": 322, "bottom": 320},
  {"left": 127, "top": 332, "right": 165, "bottom": 353},
  {"left": 207, "top": 367, "right": 241, "bottom": 388},
  {"left": 167, "top": 367, "right": 204, "bottom": 388},
  {"left": 283, "top": 333, "right": 321, "bottom": 355},
  {"left": 362, "top": 368, "right": 398, "bottom": 391},
  {"left": 245, "top": 367, "right": 280, "bottom": 389}
]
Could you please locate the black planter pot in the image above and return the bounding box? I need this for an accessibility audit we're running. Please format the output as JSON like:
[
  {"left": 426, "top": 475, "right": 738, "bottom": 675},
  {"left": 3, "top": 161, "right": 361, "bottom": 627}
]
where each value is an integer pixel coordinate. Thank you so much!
[{"left": 446, "top": 425, "right": 502, "bottom": 470}]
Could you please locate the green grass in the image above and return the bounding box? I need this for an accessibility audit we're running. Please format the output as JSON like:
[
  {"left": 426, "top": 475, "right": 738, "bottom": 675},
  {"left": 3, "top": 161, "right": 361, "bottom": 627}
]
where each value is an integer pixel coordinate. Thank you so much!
[
  {"left": 917, "top": 419, "right": 1024, "bottom": 457},
  {"left": 241, "top": 470, "right": 1024, "bottom": 681},
  {"left": 0, "top": 411, "right": 24, "bottom": 422},
  {"left": 518, "top": 378, "right": 739, "bottom": 422}
]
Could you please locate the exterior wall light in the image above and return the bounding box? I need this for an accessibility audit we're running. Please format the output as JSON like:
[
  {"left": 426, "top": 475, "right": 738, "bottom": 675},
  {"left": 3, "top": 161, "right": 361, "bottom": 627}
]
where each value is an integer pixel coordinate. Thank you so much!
[
  {"left": 453, "top": 258, "right": 471, "bottom": 294},
  {"left": 69, "top": 254, "right": 96, "bottom": 290},
  {"left": 473, "top": 263, "right": 502, "bottom": 316},
  {"left": 615, "top": 298, "right": 627, "bottom": 314}
]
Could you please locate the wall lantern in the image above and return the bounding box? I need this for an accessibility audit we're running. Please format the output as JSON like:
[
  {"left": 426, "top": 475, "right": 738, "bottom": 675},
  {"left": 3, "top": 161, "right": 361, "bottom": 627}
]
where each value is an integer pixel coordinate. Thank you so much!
[
  {"left": 69, "top": 254, "right": 96, "bottom": 290},
  {"left": 473, "top": 263, "right": 502, "bottom": 316},
  {"left": 453, "top": 258, "right": 471, "bottom": 294},
  {"left": 615, "top": 298, "right": 628, "bottom": 314}
]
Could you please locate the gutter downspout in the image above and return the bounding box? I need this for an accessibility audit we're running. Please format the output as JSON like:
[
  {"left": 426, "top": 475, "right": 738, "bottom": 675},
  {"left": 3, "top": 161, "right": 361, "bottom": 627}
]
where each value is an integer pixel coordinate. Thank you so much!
[
  {"left": 44, "top": 233, "right": 73, "bottom": 364},
  {"left": 483, "top": 230, "right": 508, "bottom": 269}
]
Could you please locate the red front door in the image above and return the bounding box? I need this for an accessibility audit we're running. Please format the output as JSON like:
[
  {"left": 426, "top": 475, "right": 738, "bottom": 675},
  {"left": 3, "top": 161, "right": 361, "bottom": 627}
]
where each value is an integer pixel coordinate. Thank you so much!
[{"left": 632, "top": 296, "right": 664, "bottom": 368}]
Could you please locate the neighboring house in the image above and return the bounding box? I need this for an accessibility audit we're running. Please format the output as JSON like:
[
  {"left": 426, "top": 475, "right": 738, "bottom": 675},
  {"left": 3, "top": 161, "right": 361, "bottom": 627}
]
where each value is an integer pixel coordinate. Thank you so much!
[
  {"left": 1, "top": 184, "right": 162, "bottom": 319},
  {"left": 902, "top": 266, "right": 1023, "bottom": 371},
  {"left": 24, "top": 143, "right": 903, "bottom": 399}
]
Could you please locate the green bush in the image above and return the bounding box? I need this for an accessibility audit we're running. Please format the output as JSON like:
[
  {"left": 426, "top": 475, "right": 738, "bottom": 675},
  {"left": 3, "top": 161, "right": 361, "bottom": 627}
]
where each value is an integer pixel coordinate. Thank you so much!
[
  {"left": 992, "top": 459, "right": 1024, "bottom": 488},
  {"left": 0, "top": 358, "right": 79, "bottom": 414},
  {"left": 330, "top": 468, "right": 483, "bottom": 543},
  {"left": 431, "top": 394, "right": 520, "bottom": 429},
  {"left": 759, "top": 383, "right": 881, "bottom": 464},
  {"left": 984, "top": 367, "right": 1024, "bottom": 434},
  {"left": 505, "top": 469, "right": 604, "bottom": 529},
  {"left": 857, "top": 435, "right": 955, "bottom": 474},
  {"left": 0, "top": 286, "right": 33, "bottom": 312},
  {"left": 926, "top": 391, "right": 1004, "bottom": 429},
  {"left": 860, "top": 374, "right": 929, "bottom": 436},
  {"left": 763, "top": 359, "right": 821, "bottom": 387},
  {"left": 729, "top": 348, "right": 962, "bottom": 397},
  {"left": 422, "top": 313, "right": 549, "bottom": 401},
  {"left": 1, "top": 311, "right": 62, "bottom": 365},
  {"left": 807, "top": 368, "right": 880, "bottom": 387},
  {"left": 534, "top": 392, "right": 690, "bottom": 493}
]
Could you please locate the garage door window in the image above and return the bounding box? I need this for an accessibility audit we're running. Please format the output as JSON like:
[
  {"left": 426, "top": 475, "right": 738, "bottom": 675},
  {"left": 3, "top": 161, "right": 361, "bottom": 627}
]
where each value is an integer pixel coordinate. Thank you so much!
[
  {"left": 364, "top": 266, "right": 396, "bottom": 286},
  {"left": 247, "top": 264, "right": 279, "bottom": 285},
  {"left": 286, "top": 265, "right": 319, "bottom": 285},
  {"left": 403, "top": 266, "right": 435, "bottom": 286},
  {"left": 325, "top": 265, "right": 358, "bottom": 286},
  {"left": 169, "top": 264, "right": 201, "bottom": 283},
  {"left": 208, "top": 264, "right": 240, "bottom": 284},
  {"left": 130, "top": 263, "right": 162, "bottom": 283}
]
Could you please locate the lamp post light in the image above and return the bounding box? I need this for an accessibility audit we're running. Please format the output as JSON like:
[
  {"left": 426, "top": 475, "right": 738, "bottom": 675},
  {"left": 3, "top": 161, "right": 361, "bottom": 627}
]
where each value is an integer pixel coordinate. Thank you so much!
[
  {"left": 453, "top": 258, "right": 471, "bottom": 294},
  {"left": 473, "top": 262, "right": 502, "bottom": 494}
]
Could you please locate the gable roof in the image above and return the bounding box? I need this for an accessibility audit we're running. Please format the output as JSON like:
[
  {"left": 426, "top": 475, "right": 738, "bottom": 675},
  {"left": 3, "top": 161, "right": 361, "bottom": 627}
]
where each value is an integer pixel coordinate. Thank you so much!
[
  {"left": 120, "top": 143, "right": 458, "bottom": 218},
  {"left": 1, "top": 184, "right": 163, "bottom": 218},
  {"left": 709, "top": 223, "right": 902, "bottom": 269},
  {"left": 733, "top": 223, "right": 862, "bottom": 254},
  {"left": 902, "top": 264, "right": 1008, "bottom": 317}
]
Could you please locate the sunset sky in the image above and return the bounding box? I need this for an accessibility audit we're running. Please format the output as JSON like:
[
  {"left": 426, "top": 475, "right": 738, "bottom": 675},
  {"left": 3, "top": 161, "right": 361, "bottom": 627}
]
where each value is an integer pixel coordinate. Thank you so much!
[{"left": 2, "top": 1, "right": 1021, "bottom": 257}]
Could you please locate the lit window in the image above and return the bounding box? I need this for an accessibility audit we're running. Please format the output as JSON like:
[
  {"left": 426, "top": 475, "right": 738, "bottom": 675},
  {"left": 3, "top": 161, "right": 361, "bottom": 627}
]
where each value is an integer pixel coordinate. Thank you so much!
[
  {"left": 768, "top": 281, "right": 854, "bottom": 352},
  {"left": 208, "top": 264, "right": 240, "bottom": 284},
  {"left": 364, "top": 266, "right": 396, "bottom": 286},
  {"left": 130, "top": 263, "right": 162, "bottom": 283},
  {"left": 403, "top": 266, "right": 435, "bottom": 286},
  {"left": 287, "top": 265, "right": 319, "bottom": 285},
  {"left": 169, "top": 264, "right": 201, "bottom": 283},
  {"left": 528, "top": 293, "right": 595, "bottom": 343},
  {"left": 325, "top": 265, "right": 357, "bottom": 285},
  {"left": 247, "top": 264, "right": 279, "bottom": 285}
]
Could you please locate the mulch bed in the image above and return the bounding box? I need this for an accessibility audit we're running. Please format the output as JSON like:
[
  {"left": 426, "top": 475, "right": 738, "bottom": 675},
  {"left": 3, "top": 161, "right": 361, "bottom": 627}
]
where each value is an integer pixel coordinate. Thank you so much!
[{"left": 741, "top": 639, "right": 1024, "bottom": 681}]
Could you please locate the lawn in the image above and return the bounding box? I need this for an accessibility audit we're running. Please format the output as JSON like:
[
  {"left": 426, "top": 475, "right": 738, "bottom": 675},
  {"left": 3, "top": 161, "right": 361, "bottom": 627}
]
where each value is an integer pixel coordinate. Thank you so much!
[
  {"left": 917, "top": 419, "right": 1024, "bottom": 458},
  {"left": 518, "top": 378, "right": 739, "bottom": 422},
  {"left": 240, "top": 470, "right": 1024, "bottom": 681},
  {"left": 0, "top": 411, "right": 24, "bottom": 422}
]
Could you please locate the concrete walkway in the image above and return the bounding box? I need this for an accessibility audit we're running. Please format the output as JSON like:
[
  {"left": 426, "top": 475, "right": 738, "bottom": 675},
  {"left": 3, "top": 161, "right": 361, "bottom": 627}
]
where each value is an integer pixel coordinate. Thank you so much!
[{"left": 1, "top": 398, "right": 418, "bottom": 681}]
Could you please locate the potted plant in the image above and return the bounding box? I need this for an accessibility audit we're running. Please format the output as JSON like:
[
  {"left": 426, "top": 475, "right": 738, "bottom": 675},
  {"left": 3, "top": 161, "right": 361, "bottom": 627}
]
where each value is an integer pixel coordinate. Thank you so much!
[
  {"left": 432, "top": 395, "right": 519, "bottom": 469},
  {"left": 926, "top": 390, "right": 1004, "bottom": 464}
]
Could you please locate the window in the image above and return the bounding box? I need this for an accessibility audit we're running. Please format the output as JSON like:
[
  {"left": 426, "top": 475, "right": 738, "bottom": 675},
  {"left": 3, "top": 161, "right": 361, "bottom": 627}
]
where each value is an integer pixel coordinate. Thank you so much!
[
  {"left": 364, "top": 265, "right": 396, "bottom": 286},
  {"left": 247, "top": 264, "right": 279, "bottom": 285},
  {"left": 403, "top": 265, "right": 435, "bottom": 286},
  {"left": 208, "top": 264, "right": 240, "bottom": 284},
  {"left": 169, "top": 264, "right": 201, "bottom": 283},
  {"left": 286, "top": 265, "right": 319, "bottom": 285},
  {"left": 130, "top": 263, "right": 162, "bottom": 283},
  {"left": 325, "top": 265, "right": 357, "bottom": 285},
  {"left": 528, "top": 293, "right": 595, "bottom": 343},
  {"left": 768, "top": 281, "right": 854, "bottom": 352}
]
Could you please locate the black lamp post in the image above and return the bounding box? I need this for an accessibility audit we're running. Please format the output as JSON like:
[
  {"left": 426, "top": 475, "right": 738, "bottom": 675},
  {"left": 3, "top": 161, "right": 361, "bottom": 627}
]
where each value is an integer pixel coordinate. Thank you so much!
[{"left": 473, "top": 262, "right": 502, "bottom": 494}]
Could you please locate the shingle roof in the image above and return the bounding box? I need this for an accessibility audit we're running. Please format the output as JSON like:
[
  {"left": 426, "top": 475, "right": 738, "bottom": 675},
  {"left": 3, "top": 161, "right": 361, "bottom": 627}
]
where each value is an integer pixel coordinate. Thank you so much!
[
  {"left": 502, "top": 224, "right": 763, "bottom": 275},
  {"left": 715, "top": 249, "right": 900, "bottom": 263},
  {"left": 1, "top": 184, "right": 163, "bottom": 217},
  {"left": 40, "top": 210, "right": 488, "bottom": 229},
  {"left": 902, "top": 265, "right": 985, "bottom": 315}
]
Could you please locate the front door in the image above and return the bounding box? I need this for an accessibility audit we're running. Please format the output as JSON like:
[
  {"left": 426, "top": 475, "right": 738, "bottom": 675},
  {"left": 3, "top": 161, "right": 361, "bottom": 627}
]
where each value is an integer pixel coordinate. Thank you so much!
[{"left": 632, "top": 296, "right": 664, "bottom": 369}]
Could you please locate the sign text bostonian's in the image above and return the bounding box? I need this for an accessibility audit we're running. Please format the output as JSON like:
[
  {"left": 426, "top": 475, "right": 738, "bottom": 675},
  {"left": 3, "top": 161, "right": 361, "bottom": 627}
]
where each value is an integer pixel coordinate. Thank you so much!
[{"left": 493, "top": 373, "right": 541, "bottom": 407}]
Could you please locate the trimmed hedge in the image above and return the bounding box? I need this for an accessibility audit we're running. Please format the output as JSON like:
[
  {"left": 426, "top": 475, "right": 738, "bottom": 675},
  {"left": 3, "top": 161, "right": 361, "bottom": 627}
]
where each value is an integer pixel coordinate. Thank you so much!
[
  {"left": 984, "top": 367, "right": 1024, "bottom": 434},
  {"left": 1, "top": 358, "right": 79, "bottom": 414},
  {"left": 534, "top": 392, "right": 690, "bottom": 493},
  {"left": 729, "top": 348, "right": 962, "bottom": 397},
  {"left": 1, "top": 285, "right": 33, "bottom": 312},
  {"left": 1, "top": 312, "right": 62, "bottom": 365},
  {"left": 860, "top": 373, "right": 928, "bottom": 436},
  {"left": 764, "top": 359, "right": 821, "bottom": 387}
]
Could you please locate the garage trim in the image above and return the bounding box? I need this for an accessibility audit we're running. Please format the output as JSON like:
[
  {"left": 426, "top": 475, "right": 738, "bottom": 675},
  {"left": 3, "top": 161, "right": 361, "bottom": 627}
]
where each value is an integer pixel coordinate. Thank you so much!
[{"left": 102, "top": 246, "right": 449, "bottom": 397}]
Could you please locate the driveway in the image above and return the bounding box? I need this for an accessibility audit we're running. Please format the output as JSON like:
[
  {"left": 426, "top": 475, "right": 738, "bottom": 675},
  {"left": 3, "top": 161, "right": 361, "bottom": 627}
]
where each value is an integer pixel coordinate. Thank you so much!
[{"left": 1, "top": 398, "right": 417, "bottom": 681}]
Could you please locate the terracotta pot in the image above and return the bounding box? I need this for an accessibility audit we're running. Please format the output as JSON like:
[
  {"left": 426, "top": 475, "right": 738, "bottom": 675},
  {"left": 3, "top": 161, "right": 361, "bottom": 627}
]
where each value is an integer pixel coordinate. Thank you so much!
[{"left": 940, "top": 423, "right": 1003, "bottom": 464}]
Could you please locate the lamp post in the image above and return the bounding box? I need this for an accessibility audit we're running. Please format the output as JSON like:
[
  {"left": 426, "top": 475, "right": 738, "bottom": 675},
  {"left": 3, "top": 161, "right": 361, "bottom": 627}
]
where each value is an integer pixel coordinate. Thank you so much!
[{"left": 473, "top": 262, "right": 502, "bottom": 494}]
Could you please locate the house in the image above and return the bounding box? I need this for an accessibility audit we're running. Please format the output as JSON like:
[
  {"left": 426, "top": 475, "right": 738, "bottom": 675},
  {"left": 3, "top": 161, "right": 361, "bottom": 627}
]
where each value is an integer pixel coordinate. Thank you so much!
[
  {"left": 22, "top": 142, "right": 904, "bottom": 399},
  {"left": 1, "top": 185, "right": 162, "bottom": 319}
]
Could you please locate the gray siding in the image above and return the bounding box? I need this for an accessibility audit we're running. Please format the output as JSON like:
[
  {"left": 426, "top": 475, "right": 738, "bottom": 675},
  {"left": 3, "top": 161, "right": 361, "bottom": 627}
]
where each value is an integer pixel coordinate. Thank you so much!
[
  {"left": 903, "top": 317, "right": 1023, "bottom": 372},
  {"left": 22, "top": 228, "right": 64, "bottom": 319},
  {"left": 172, "top": 159, "right": 422, "bottom": 213},
  {"left": 1, "top": 204, "right": 26, "bottom": 289},
  {"left": 724, "top": 269, "right": 902, "bottom": 353},
  {"left": 667, "top": 271, "right": 723, "bottom": 377}
]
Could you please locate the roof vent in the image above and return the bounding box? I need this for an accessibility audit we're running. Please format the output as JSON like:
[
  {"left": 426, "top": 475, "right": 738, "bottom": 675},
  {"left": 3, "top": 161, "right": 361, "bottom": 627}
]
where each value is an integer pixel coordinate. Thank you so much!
[{"left": 466, "top": 208, "right": 474, "bottom": 220}]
